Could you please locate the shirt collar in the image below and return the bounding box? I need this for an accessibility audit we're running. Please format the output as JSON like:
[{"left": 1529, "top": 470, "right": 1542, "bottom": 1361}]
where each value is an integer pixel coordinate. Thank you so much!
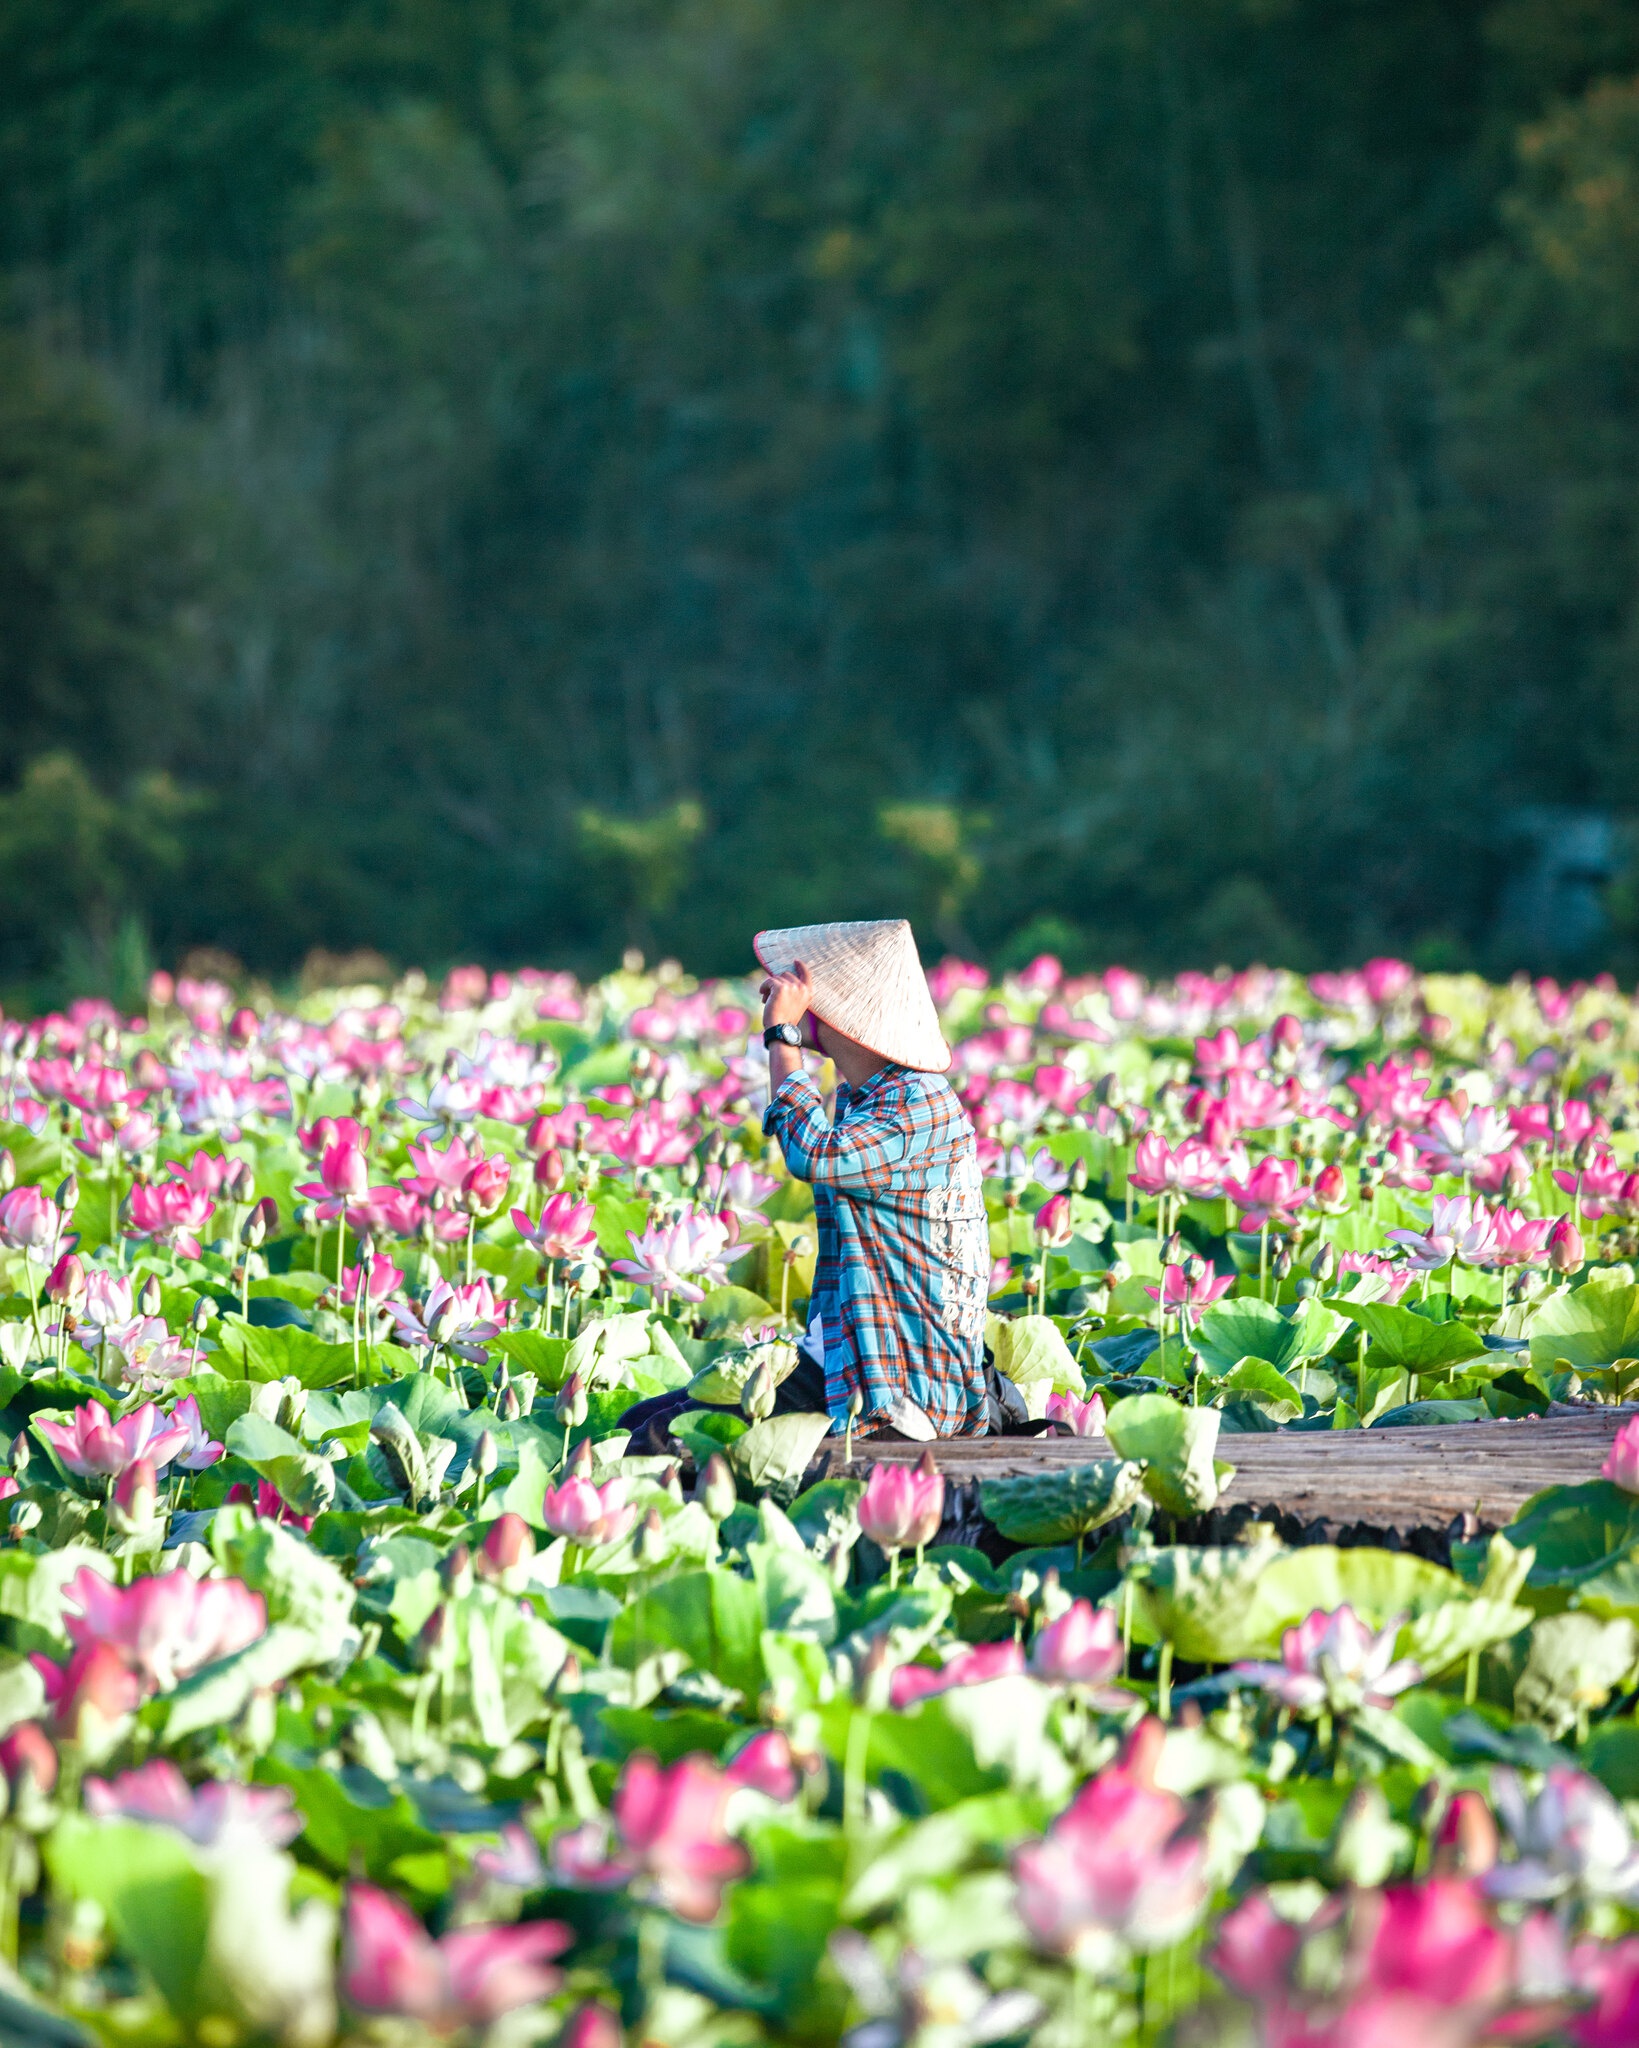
[{"left": 836, "top": 1061, "right": 904, "bottom": 1111}]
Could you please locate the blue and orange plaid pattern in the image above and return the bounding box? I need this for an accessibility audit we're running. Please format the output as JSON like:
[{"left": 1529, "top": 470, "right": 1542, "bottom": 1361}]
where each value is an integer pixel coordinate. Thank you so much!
[{"left": 763, "top": 1064, "right": 990, "bottom": 1436}]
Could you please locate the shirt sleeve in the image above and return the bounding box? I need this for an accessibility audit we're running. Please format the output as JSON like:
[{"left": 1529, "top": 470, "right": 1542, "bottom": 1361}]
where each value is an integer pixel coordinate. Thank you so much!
[{"left": 763, "top": 1072, "right": 916, "bottom": 1192}]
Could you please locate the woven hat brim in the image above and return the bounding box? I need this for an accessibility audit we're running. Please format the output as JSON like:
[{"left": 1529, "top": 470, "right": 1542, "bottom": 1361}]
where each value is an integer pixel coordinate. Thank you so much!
[{"left": 754, "top": 919, "right": 952, "bottom": 1072}]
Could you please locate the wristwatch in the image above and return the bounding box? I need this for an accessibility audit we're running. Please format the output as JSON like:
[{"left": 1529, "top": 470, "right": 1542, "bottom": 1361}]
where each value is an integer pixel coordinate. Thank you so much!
[{"left": 763, "top": 1022, "right": 804, "bottom": 1048}]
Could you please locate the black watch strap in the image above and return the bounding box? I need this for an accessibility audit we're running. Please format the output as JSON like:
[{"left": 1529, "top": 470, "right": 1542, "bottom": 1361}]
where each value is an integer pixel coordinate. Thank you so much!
[{"left": 764, "top": 1022, "right": 803, "bottom": 1048}]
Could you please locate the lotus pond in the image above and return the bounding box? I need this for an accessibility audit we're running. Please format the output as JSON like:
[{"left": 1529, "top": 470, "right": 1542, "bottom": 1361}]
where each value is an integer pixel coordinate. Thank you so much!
[{"left": 0, "top": 955, "right": 1636, "bottom": 2045}]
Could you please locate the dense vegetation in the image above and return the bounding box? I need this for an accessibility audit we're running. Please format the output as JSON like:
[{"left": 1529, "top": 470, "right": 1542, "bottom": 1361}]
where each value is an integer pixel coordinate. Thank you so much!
[
  {"left": 0, "top": 953, "right": 1636, "bottom": 2042},
  {"left": 4, "top": 0, "right": 1639, "bottom": 999}
]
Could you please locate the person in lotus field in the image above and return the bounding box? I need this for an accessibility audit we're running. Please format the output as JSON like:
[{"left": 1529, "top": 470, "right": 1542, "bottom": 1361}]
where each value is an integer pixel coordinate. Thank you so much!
[{"left": 755, "top": 918, "right": 992, "bottom": 1441}]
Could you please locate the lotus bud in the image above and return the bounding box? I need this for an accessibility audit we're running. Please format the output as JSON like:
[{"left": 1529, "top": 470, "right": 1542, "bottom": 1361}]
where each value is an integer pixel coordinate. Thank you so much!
[
  {"left": 112, "top": 1457, "right": 158, "bottom": 1526},
  {"left": 855, "top": 1633, "right": 894, "bottom": 1712},
  {"left": 414, "top": 1603, "right": 450, "bottom": 1668},
  {"left": 558, "top": 2003, "right": 624, "bottom": 2048},
  {"left": 1070, "top": 1156, "right": 1089, "bottom": 1193},
  {"left": 680, "top": 1155, "right": 700, "bottom": 1191},
  {"left": 138, "top": 1275, "right": 163, "bottom": 1319},
  {"left": 1107, "top": 1257, "right": 1131, "bottom": 1286},
  {"left": 499, "top": 1385, "right": 521, "bottom": 1422},
  {"left": 567, "top": 1437, "right": 595, "bottom": 1482},
  {"left": 8, "top": 1501, "right": 41, "bottom": 1535},
  {"left": 658, "top": 1460, "right": 684, "bottom": 1503},
  {"left": 533, "top": 1147, "right": 566, "bottom": 1191},
  {"left": 51, "top": 1173, "right": 77, "bottom": 1219},
  {"left": 224, "top": 1159, "right": 255, "bottom": 1204},
  {"left": 635, "top": 1506, "right": 667, "bottom": 1565},
  {"left": 0, "top": 1151, "right": 13, "bottom": 1195},
  {"left": 472, "top": 1430, "right": 499, "bottom": 1481},
  {"left": 9, "top": 1433, "right": 28, "bottom": 1478},
  {"left": 554, "top": 1370, "right": 588, "bottom": 1431},
  {"left": 741, "top": 1360, "right": 776, "bottom": 1422},
  {"left": 439, "top": 1543, "right": 474, "bottom": 1597},
  {"left": 513, "top": 1372, "right": 538, "bottom": 1414},
  {"left": 241, "top": 1203, "right": 267, "bottom": 1249},
  {"left": 478, "top": 1513, "right": 534, "bottom": 1585},
  {"left": 191, "top": 1296, "right": 214, "bottom": 1334},
  {"left": 1549, "top": 1216, "right": 1585, "bottom": 1276},
  {"left": 1161, "top": 1230, "right": 1185, "bottom": 1268},
  {"left": 45, "top": 1253, "right": 85, "bottom": 1308},
  {"left": 228, "top": 1007, "right": 259, "bottom": 1046},
  {"left": 491, "top": 1359, "right": 510, "bottom": 1393},
  {"left": 1272, "top": 1242, "right": 1293, "bottom": 1282},
  {"left": 697, "top": 1452, "right": 737, "bottom": 1522},
  {"left": 1311, "top": 1242, "right": 1337, "bottom": 1284}
]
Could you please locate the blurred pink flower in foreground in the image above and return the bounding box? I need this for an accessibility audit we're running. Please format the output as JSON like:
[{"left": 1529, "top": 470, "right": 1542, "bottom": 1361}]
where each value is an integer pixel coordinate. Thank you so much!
[
  {"left": 1014, "top": 1720, "right": 1213, "bottom": 1966},
  {"left": 85, "top": 1757, "right": 301, "bottom": 1849},
  {"left": 0, "top": 1187, "right": 61, "bottom": 1256},
  {"left": 1603, "top": 1419, "right": 1639, "bottom": 1496},
  {"left": 890, "top": 1639, "right": 1024, "bottom": 1709},
  {"left": 553, "top": 1750, "right": 776, "bottom": 1921},
  {"left": 343, "top": 1883, "right": 570, "bottom": 2031},
  {"left": 1210, "top": 1878, "right": 1559, "bottom": 2048},
  {"left": 47, "top": 1564, "right": 265, "bottom": 1694}
]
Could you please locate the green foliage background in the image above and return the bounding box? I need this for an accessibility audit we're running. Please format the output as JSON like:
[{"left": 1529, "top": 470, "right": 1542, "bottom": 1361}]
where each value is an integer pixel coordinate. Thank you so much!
[{"left": 3, "top": 0, "right": 1639, "bottom": 999}]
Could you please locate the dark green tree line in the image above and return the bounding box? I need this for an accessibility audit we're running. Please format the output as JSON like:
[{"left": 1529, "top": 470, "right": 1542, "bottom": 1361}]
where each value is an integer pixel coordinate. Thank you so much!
[{"left": 1, "top": 0, "right": 1638, "bottom": 999}]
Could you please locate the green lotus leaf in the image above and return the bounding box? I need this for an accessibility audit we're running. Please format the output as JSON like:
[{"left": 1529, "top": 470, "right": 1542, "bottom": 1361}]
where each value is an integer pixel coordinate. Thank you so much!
[
  {"left": 1104, "top": 1393, "right": 1230, "bottom": 1515},
  {"left": 1527, "top": 1282, "right": 1639, "bottom": 1372},
  {"left": 979, "top": 1460, "right": 1147, "bottom": 1546},
  {"left": 1343, "top": 1302, "right": 1488, "bottom": 1376}
]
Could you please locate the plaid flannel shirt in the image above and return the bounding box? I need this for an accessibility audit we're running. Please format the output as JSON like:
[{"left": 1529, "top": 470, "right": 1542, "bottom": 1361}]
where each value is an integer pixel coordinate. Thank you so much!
[{"left": 763, "top": 1063, "right": 990, "bottom": 1436}]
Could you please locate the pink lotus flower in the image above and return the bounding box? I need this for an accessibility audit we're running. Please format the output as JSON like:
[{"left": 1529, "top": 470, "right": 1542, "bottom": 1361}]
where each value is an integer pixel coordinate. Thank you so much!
[
  {"left": 1210, "top": 1878, "right": 1544, "bottom": 2048},
  {"left": 0, "top": 1187, "right": 60, "bottom": 1255},
  {"left": 1145, "top": 1261, "right": 1233, "bottom": 1309},
  {"left": 1378, "top": 1125, "right": 1435, "bottom": 1192},
  {"left": 1336, "top": 1251, "right": 1413, "bottom": 1304},
  {"left": 1550, "top": 1215, "right": 1586, "bottom": 1274},
  {"left": 1232, "top": 1604, "right": 1420, "bottom": 1716},
  {"left": 1570, "top": 1936, "right": 1639, "bottom": 2048},
  {"left": 1224, "top": 1157, "right": 1311, "bottom": 1232},
  {"left": 1030, "top": 1599, "right": 1125, "bottom": 1690},
  {"left": 79, "top": 1270, "right": 134, "bottom": 1331},
  {"left": 166, "top": 1395, "right": 225, "bottom": 1472},
  {"left": 472, "top": 1822, "right": 546, "bottom": 1890},
  {"left": 75, "top": 1110, "right": 159, "bottom": 1162},
  {"left": 85, "top": 1757, "right": 301, "bottom": 1848},
  {"left": 383, "top": 1275, "right": 504, "bottom": 1361},
  {"left": 540, "top": 1475, "right": 638, "bottom": 1549},
  {"left": 702, "top": 1160, "right": 778, "bottom": 1218},
  {"left": 1046, "top": 1390, "right": 1106, "bottom": 1437},
  {"left": 45, "top": 1253, "right": 85, "bottom": 1307},
  {"left": 91, "top": 1318, "right": 194, "bottom": 1392},
  {"left": 1128, "top": 1132, "right": 1241, "bottom": 1199},
  {"left": 1348, "top": 1055, "right": 1432, "bottom": 1123},
  {"left": 1603, "top": 1419, "right": 1639, "bottom": 1496},
  {"left": 0, "top": 1723, "right": 57, "bottom": 1798},
  {"left": 460, "top": 1156, "right": 512, "bottom": 1214},
  {"left": 343, "top": 1883, "right": 569, "bottom": 2030},
  {"left": 1033, "top": 1193, "right": 1074, "bottom": 1247},
  {"left": 890, "top": 1639, "right": 1024, "bottom": 1709},
  {"left": 297, "top": 1114, "right": 371, "bottom": 1160},
  {"left": 1415, "top": 1102, "right": 1516, "bottom": 1179},
  {"left": 510, "top": 1193, "right": 598, "bottom": 1261},
  {"left": 124, "top": 1179, "right": 215, "bottom": 1259},
  {"left": 858, "top": 1455, "right": 944, "bottom": 1555},
  {"left": 723, "top": 1730, "right": 799, "bottom": 1803},
  {"left": 34, "top": 1400, "right": 192, "bottom": 1480},
  {"left": 1485, "top": 1206, "right": 1555, "bottom": 1270},
  {"left": 1554, "top": 1152, "right": 1639, "bottom": 1220},
  {"left": 600, "top": 1105, "right": 696, "bottom": 1172},
  {"left": 1386, "top": 1194, "right": 1497, "bottom": 1271},
  {"left": 565, "top": 1752, "right": 752, "bottom": 1922},
  {"left": 295, "top": 1139, "right": 370, "bottom": 1221},
  {"left": 337, "top": 1253, "right": 403, "bottom": 1308},
  {"left": 1486, "top": 1767, "right": 1639, "bottom": 1905},
  {"left": 1471, "top": 1143, "right": 1534, "bottom": 1200},
  {"left": 404, "top": 1134, "right": 487, "bottom": 1198},
  {"left": 1014, "top": 1721, "right": 1213, "bottom": 1965},
  {"left": 50, "top": 1565, "right": 266, "bottom": 1693},
  {"left": 37, "top": 1641, "right": 144, "bottom": 1745},
  {"left": 613, "top": 1209, "right": 738, "bottom": 1303}
]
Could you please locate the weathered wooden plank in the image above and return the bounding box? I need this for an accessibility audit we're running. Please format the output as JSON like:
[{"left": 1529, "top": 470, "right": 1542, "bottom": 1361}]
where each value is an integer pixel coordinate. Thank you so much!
[{"left": 815, "top": 1411, "right": 1633, "bottom": 1531}]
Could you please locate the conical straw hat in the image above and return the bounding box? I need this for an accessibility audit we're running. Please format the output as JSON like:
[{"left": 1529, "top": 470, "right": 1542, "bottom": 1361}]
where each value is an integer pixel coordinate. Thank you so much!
[{"left": 753, "top": 919, "right": 951, "bottom": 1072}]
